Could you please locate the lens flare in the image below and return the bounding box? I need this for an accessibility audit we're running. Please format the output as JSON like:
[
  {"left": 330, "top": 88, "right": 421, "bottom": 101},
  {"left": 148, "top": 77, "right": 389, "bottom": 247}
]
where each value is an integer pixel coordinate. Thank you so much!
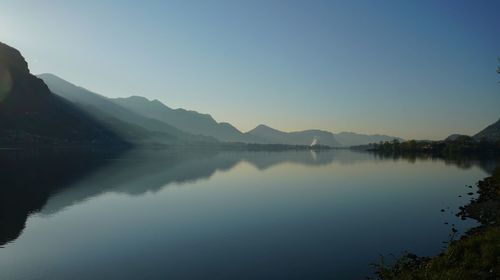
[{"left": 0, "top": 64, "right": 13, "bottom": 102}]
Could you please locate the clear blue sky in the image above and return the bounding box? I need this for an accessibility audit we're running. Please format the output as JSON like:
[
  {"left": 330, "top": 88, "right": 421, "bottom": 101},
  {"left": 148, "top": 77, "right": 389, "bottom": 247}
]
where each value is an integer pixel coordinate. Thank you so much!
[{"left": 1, "top": 0, "right": 499, "bottom": 140}]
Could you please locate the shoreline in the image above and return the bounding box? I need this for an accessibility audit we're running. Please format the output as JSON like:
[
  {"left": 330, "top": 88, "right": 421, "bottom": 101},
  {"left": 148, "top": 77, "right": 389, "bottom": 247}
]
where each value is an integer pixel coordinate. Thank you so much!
[
  {"left": 376, "top": 167, "right": 500, "bottom": 279},
  {"left": 0, "top": 142, "right": 339, "bottom": 152}
]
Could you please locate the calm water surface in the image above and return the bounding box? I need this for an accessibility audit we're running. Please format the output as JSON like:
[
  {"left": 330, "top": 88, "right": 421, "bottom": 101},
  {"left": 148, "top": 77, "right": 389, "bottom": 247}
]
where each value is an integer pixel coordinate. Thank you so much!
[{"left": 0, "top": 149, "right": 496, "bottom": 279}]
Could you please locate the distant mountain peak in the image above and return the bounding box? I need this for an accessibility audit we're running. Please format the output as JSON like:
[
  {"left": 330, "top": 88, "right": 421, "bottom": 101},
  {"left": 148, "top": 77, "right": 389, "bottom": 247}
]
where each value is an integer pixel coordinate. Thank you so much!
[
  {"left": 445, "top": 134, "right": 470, "bottom": 141},
  {"left": 246, "top": 124, "right": 341, "bottom": 146},
  {"left": 256, "top": 124, "right": 271, "bottom": 128},
  {"left": 127, "top": 95, "right": 150, "bottom": 102},
  {"left": 250, "top": 124, "right": 279, "bottom": 133}
]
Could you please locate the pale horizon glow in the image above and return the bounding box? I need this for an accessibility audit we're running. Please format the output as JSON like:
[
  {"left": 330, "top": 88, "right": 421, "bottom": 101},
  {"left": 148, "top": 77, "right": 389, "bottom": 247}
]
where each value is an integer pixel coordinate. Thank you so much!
[{"left": 1, "top": 0, "right": 499, "bottom": 140}]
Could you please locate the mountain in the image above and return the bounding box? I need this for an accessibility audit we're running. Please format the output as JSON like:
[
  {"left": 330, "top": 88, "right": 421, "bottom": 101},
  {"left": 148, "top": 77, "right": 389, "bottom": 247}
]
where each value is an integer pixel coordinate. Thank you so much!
[
  {"left": 0, "top": 42, "right": 125, "bottom": 146},
  {"left": 247, "top": 124, "right": 341, "bottom": 146},
  {"left": 474, "top": 118, "right": 500, "bottom": 141},
  {"left": 445, "top": 134, "right": 470, "bottom": 142},
  {"left": 37, "top": 73, "right": 401, "bottom": 147},
  {"left": 111, "top": 96, "right": 254, "bottom": 142},
  {"left": 333, "top": 132, "right": 403, "bottom": 147},
  {"left": 246, "top": 125, "right": 402, "bottom": 147},
  {"left": 38, "top": 73, "right": 215, "bottom": 145}
]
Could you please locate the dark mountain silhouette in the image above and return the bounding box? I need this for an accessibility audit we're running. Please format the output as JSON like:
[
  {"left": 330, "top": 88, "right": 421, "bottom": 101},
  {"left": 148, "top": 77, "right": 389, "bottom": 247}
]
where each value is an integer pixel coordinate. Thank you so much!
[
  {"left": 0, "top": 148, "right": 124, "bottom": 246},
  {"left": 445, "top": 134, "right": 470, "bottom": 141},
  {"left": 333, "top": 131, "right": 403, "bottom": 146},
  {"left": 442, "top": 118, "right": 500, "bottom": 142},
  {"left": 247, "top": 124, "right": 341, "bottom": 146},
  {"left": 112, "top": 96, "right": 258, "bottom": 142},
  {"left": 474, "top": 118, "right": 500, "bottom": 141},
  {"left": 0, "top": 42, "right": 125, "bottom": 146},
  {"left": 38, "top": 73, "right": 216, "bottom": 145}
]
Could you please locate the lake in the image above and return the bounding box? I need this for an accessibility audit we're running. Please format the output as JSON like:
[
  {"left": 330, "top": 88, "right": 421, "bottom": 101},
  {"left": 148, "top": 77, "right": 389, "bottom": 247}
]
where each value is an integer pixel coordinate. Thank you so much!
[{"left": 0, "top": 149, "right": 496, "bottom": 279}]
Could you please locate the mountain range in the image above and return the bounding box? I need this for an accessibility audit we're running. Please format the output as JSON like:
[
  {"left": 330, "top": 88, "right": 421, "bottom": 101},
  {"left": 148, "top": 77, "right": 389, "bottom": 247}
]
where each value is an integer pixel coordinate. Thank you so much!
[
  {"left": 5, "top": 41, "right": 497, "bottom": 148},
  {"left": 38, "top": 73, "right": 403, "bottom": 147},
  {"left": 111, "top": 95, "right": 257, "bottom": 143},
  {"left": 246, "top": 124, "right": 341, "bottom": 146},
  {"left": 38, "top": 73, "right": 215, "bottom": 146}
]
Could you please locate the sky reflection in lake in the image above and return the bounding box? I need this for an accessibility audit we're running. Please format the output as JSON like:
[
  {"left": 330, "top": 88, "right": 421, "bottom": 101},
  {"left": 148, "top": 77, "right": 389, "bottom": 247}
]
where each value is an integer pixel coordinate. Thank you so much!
[{"left": 0, "top": 149, "right": 495, "bottom": 279}]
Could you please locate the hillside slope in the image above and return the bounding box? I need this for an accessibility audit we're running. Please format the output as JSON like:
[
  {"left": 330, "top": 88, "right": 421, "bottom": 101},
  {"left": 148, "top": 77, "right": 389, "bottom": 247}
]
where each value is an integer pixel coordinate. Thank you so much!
[
  {"left": 0, "top": 42, "right": 125, "bottom": 146},
  {"left": 112, "top": 96, "right": 254, "bottom": 142},
  {"left": 474, "top": 118, "right": 500, "bottom": 141},
  {"left": 38, "top": 73, "right": 215, "bottom": 145}
]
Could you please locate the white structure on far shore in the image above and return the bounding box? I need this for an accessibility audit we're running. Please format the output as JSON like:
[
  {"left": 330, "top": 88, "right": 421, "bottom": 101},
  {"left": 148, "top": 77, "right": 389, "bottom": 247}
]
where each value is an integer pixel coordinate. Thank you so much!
[{"left": 310, "top": 137, "right": 320, "bottom": 147}]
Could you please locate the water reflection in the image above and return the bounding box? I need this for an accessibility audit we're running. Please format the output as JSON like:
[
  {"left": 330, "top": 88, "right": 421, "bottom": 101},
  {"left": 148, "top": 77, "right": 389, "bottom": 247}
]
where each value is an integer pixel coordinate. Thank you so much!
[
  {"left": 39, "top": 149, "right": 338, "bottom": 217},
  {"left": 0, "top": 148, "right": 499, "bottom": 280},
  {"left": 0, "top": 148, "right": 124, "bottom": 246},
  {"left": 0, "top": 148, "right": 497, "bottom": 249},
  {"left": 370, "top": 150, "right": 499, "bottom": 174}
]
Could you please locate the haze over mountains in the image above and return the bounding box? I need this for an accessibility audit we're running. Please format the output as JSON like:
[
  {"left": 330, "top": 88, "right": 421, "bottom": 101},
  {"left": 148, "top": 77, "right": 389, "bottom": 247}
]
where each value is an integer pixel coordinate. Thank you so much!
[
  {"left": 246, "top": 124, "right": 341, "bottom": 146},
  {"left": 112, "top": 95, "right": 257, "bottom": 143},
  {"left": 39, "top": 73, "right": 402, "bottom": 147},
  {"left": 39, "top": 73, "right": 215, "bottom": 146},
  {"left": 2, "top": 41, "right": 497, "bottom": 148}
]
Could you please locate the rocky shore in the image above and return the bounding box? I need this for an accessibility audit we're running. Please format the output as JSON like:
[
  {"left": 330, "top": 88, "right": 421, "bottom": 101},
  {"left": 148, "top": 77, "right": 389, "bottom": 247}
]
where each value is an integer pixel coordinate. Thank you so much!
[{"left": 376, "top": 168, "right": 500, "bottom": 279}]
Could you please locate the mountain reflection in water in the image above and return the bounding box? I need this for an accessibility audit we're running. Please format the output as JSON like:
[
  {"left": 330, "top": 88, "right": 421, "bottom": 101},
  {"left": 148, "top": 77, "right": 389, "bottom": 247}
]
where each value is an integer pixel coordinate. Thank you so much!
[{"left": 0, "top": 148, "right": 497, "bottom": 279}]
